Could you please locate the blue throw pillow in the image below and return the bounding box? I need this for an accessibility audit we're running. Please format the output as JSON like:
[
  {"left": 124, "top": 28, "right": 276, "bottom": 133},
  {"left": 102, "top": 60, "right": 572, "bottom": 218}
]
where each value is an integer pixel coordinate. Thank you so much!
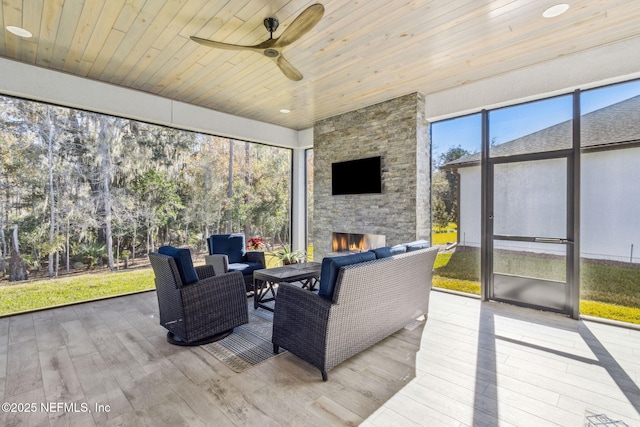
[
  {"left": 370, "top": 244, "right": 407, "bottom": 259},
  {"left": 209, "top": 234, "right": 246, "bottom": 264},
  {"left": 405, "top": 240, "right": 430, "bottom": 252},
  {"left": 318, "top": 251, "right": 376, "bottom": 300},
  {"left": 158, "top": 246, "right": 199, "bottom": 285}
]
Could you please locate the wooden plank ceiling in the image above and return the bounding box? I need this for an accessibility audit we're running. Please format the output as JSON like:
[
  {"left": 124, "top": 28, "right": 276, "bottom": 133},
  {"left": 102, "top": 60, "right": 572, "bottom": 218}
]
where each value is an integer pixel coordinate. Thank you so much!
[{"left": 1, "top": 0, "right": 639, "bottom": 130}]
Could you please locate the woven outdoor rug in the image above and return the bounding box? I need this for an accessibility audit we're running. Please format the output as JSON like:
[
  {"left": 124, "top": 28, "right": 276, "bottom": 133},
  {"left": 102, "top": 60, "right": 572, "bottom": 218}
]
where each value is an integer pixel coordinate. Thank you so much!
[
  {"left": 201, "top": 308, "right": 285, "bottom": 373},
  {"left": 202, "top": 307, "right": 426, "bottom": 373}
]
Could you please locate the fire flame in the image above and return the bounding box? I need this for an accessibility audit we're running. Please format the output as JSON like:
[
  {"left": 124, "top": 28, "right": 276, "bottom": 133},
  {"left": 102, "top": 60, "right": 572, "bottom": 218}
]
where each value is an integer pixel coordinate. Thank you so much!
[{"left": 332, "top": 233, "right": 379, "bottom": 253}]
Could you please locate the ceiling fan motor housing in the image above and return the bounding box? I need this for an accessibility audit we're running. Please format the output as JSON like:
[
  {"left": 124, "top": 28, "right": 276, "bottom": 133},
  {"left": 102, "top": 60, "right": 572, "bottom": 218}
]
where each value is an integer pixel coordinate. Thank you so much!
[{"left": 264, "top": 17, "right": 279, "bottom": 36}]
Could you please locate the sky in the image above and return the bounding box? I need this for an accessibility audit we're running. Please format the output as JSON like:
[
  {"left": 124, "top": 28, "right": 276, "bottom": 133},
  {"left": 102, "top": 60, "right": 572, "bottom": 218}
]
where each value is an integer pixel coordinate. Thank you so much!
[{"left": 431, "top": 79, "right": 640, "bottom": 162}]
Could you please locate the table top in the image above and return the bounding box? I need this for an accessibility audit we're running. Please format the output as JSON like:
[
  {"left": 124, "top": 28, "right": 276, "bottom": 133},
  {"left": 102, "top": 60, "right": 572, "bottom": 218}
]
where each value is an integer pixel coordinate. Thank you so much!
[{"left": 253, "top": 262, "right": 321, "bottom": 282}]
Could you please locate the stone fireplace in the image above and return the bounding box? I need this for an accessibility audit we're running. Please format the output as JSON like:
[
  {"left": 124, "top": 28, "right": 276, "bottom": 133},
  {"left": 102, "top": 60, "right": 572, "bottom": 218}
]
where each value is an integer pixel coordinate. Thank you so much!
[
  {"left": 332, "top": 232, "right": 386, "bottom": 253},
  {"left": 312, "top": 93, "right": 431, "bottom": 260}
]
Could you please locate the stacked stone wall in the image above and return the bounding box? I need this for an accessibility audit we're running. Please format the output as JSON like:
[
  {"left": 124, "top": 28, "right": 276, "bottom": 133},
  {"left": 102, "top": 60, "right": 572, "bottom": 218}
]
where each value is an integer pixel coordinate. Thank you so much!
[{"left": 313, "top": 93, "right": 431, "bottom": 259}]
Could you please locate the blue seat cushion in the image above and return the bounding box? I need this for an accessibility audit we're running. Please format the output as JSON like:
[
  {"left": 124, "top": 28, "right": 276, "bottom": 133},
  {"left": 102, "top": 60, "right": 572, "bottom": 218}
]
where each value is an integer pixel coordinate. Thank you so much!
[
  {"left": 208, "top": 234, "right": 246, "bottom": 264},
  {"left": 370, "top": 244, "right": 407, "bottom": 259},
  {"left": 405, "top": 240, "right": 430, "bottom": 252},
  {"left": 318, "top": 251, "right": 376, "bottom": 300},
  {"left": 228, "top": 261, "right": 263, "bottom": 276},
  {"left": 158, "top": 246, "right": 199, "bottom": 285}
]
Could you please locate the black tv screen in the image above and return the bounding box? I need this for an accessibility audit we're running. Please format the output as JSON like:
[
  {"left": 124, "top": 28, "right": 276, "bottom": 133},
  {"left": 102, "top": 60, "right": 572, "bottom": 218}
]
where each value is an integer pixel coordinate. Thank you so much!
[{"left": 331, "top": 156, "right": 382, "bottom": 195}]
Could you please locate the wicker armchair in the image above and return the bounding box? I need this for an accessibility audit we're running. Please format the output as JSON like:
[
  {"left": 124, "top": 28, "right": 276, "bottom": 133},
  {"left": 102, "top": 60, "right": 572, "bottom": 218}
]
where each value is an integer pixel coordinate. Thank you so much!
[
  {"left": 205, "top": 234, "right": 266, "bottom": 293},
  {"left": 272, "top": 247, "right": 438, "bottom": 380},
  {"left": 149, "top": 251, "right": 248, "bottom": 346}
]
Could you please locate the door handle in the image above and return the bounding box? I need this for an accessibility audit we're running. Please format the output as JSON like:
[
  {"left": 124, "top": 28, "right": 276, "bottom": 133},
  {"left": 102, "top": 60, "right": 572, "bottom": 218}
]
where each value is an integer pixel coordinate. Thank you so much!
[{"left": 534, "top": 237, "right": 568, "bottom": 244}]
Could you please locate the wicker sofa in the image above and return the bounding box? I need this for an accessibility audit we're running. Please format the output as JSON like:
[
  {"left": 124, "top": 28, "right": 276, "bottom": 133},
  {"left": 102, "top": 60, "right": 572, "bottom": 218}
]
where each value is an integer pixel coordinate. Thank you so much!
[{"left": 272, "top": 246, "right": 439, "bottom": 381}]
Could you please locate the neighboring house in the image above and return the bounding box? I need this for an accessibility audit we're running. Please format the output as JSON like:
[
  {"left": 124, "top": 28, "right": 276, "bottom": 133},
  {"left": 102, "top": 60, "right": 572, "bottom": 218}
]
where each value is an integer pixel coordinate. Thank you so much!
[{"left": 443, "top": 95, "right": 640, "bottom": 263}]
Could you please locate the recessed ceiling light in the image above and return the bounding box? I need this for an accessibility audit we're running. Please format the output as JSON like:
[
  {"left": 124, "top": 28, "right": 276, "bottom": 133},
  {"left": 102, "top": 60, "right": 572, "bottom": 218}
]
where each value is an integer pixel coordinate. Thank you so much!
[
  {"left": 280, "top": 109, "right": 291, "bottom": 114},
  {"left": 542, "top": 4, "right": 569, "bottom": 18},
  {"left": 6, "top": 25, "right": 33, "bottom": 38}
]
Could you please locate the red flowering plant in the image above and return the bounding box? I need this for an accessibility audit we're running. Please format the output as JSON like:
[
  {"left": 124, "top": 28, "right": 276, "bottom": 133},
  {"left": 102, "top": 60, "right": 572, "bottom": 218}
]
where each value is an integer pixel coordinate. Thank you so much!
[{"left": 246, "top": 237, "right": 266, "bottom": 251}]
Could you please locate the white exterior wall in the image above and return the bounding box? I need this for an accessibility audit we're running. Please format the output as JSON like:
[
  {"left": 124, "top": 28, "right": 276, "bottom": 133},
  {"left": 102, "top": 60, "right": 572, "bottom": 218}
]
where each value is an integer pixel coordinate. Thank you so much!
[
  {"left": 457, "top": 147, "right": 640, "bottom": 263},
  {"left": 581, "top": 147, "right": 640, "bottom": 263},
  {"left": 458, "top": 167, "right": 481, "bottom": 248}
]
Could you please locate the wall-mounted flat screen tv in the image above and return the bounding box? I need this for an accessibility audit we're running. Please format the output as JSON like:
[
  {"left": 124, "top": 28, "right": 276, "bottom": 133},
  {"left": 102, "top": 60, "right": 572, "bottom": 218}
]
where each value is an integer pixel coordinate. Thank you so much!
[{"left": 331, "top": 156, "right": 382, "bottom": 195}]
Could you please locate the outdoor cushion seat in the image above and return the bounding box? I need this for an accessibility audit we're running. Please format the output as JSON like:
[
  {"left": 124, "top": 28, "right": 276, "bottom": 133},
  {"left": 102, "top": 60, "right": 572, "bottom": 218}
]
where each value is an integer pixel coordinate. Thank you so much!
[
  {"left": 149, "top": 249, "right": 248, "bottom": 346},
  {"left": 228, "top": 261, "right": 264, "bottom": 276}
]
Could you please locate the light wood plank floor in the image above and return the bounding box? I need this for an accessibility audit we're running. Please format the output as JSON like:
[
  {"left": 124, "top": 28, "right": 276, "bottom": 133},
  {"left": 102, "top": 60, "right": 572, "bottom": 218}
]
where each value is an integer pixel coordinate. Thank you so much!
[{"left": 1, "top": 290, "right": 639, "bottom": 426}]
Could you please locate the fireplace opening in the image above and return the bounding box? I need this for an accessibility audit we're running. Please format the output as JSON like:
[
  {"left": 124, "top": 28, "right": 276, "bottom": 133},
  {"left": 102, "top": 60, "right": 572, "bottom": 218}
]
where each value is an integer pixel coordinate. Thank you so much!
[{"left": 332, "top": 232, "right": 386, "bottom": 253}]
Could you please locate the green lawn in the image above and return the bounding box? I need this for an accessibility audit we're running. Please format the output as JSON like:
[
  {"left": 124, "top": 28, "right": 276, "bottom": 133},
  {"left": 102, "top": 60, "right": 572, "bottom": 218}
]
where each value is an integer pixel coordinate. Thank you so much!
[
  {"left": 0, "top": 269, "right": 155, "bottom": 316},
  {"left": 432, "top": 223, "right": 458, "bottom": 246},
  {"left": 433, "top": 250, "right": 640, "bottom": 325},
  {"left": 580, "top": 300, "right": 640, "bottom": 325}
]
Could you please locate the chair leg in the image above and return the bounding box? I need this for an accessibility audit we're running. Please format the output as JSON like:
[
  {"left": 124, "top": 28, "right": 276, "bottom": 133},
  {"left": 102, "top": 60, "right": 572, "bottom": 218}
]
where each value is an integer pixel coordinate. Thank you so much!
[
  {"left": 273, "top": 344, "right": 279, "bottom": 354},
  {"left": 321, "top": 370, "right": 328, "bottom": 382},
  {"left": 244, "top": 275, "right": 254, "bottom": 293}
]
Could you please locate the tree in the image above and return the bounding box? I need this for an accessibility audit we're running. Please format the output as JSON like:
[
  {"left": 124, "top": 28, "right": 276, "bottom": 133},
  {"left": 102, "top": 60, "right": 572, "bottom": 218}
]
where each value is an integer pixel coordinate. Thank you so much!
[
  {"left": 432, "top": 146, "right": 470, "bottom": 228},
  {"left": 9, "top": 225, "right": 27, "bottom": 281},
  {"left": 69, "top": 112, "right": 130, "bottom": 270},
  {"left": 245, "top": 145, "right": 292, "bottom": 244},
  {"left": 35, "top": 105, "right": 63, "bottom": 277},
  {"left": 97, "top": 116, "right": 119, "bottom": 271},
  {"left": 131, "top": 169, "right": 184, "bottom": 251},
  {"left": 180, "top": 134, "right": 228, "bottom": 245},
  {"left": 1, "top": 97, "right": 67, "bottom": 276}
]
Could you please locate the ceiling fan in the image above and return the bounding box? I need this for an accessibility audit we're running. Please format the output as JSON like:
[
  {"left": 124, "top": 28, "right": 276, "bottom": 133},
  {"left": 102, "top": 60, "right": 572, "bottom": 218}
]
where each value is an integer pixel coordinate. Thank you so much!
[{"left": 191, "top": 3, "right": 324, "bottom": 81}]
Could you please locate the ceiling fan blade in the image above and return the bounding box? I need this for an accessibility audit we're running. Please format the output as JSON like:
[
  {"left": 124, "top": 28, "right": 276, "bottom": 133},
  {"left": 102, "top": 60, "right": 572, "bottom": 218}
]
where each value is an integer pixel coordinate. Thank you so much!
[
  {"left": 275, "top": 55, "right": 303, "bottom": 81},
  {"left": 190, "top": 36, "right": 272, "bottom": 52},
  {"left": 273, "top": 3, "right": 324, "bottom": 48}
]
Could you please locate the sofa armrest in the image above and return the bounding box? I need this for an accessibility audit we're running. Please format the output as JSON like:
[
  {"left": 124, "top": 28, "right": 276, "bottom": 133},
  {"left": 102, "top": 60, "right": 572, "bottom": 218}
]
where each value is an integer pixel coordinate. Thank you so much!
[
  {"left": 272, "top": 283, "right": 333, "bottom": 370},
  {"left": 246, "top": 251, "right": 266, "bottom": 268},
  {"left": 205, "top": 254, "right": 229, "bottom": 276},
  {"left": 194, "top": 264, "right": 215, "bottom": 279}
]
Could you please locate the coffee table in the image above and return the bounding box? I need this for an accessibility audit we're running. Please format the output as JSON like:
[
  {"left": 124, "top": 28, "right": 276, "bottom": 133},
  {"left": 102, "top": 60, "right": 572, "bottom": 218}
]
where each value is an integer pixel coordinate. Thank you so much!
[{"left": 253, "top": 262, "right": 322, "bottom": 311}]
